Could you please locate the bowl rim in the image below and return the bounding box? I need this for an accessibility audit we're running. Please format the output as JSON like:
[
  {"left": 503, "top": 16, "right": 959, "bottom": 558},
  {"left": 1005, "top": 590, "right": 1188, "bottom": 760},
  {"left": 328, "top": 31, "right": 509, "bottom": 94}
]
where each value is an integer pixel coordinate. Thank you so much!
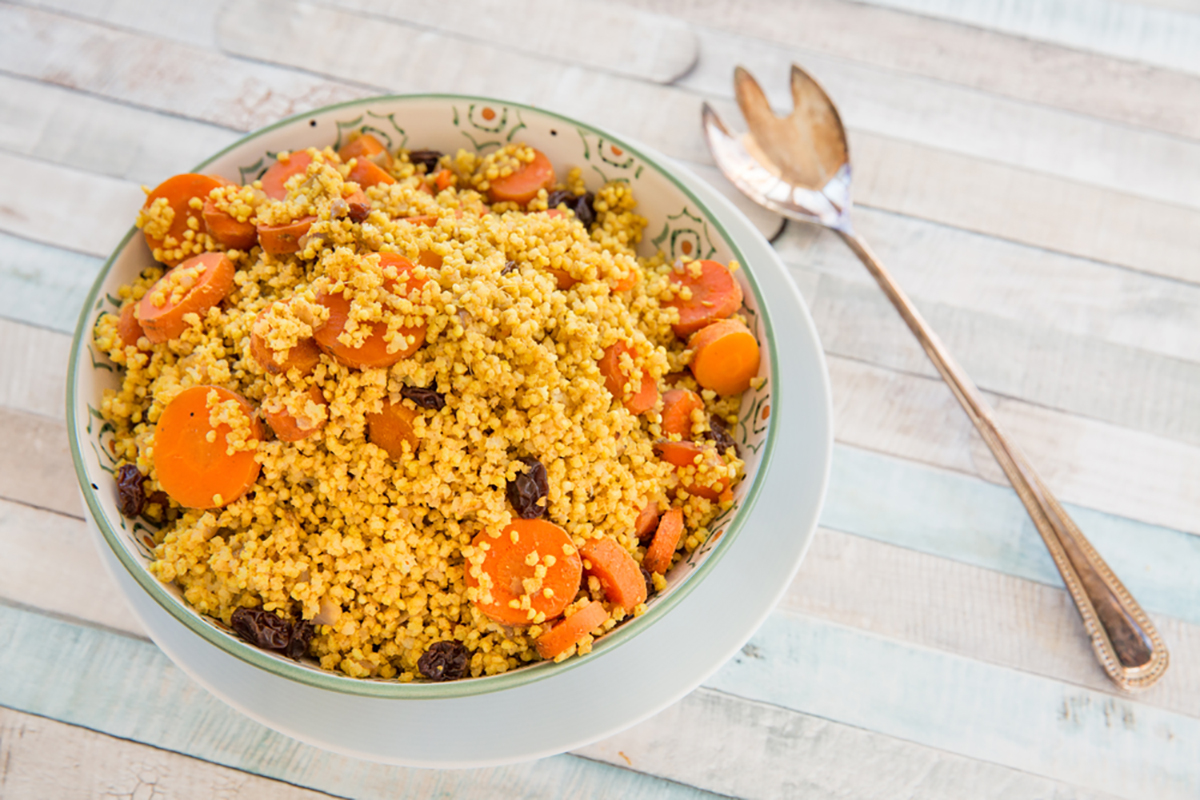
[{"left": 66, "top": 92, "right": 781, "bottom": 699}]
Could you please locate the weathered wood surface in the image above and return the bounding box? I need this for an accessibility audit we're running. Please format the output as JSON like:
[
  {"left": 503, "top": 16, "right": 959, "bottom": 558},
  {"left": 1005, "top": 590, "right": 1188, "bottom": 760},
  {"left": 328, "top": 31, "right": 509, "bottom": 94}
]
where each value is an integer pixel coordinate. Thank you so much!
[{"left": 2, "top": 0, "right": 1199, "bottom": 796}]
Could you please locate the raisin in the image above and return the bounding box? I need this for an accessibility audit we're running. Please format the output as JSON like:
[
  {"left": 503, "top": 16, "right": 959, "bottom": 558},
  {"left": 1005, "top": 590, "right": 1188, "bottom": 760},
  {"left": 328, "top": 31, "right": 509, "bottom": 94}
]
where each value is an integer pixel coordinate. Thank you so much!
[
  {"left": 285, "top": 620, "right": 314, "bottom": 660},
  {"left": 401, "top": 383, "right": 446, "bottom": 411},
  {"left": 546, "top": 190, "right": 596, "bottom": 228},
  {"left": 705, "top": 416, "right": 739, "bottom": 458},
  {"left": 230, "top": 607, "right": 293, "bottom": 652},
  {"left": 347, "top": 197, "right": 370, "bottom": 223},
  {"left": 418, "top": 640, "right": 470, "bottom": 681},
  {"left": 501, "top": 259, "right": 518, "bottom": 276},
  {"left": 641, "top": 567, "right": 656, "bottom": 598},
  {"left": 407, "top": 149, "right": 443, "bottom": 173},
  {"left": 507, "top": 456, "right": 549, "bottom": 519},
  {"left": 116, "top": 464, "right": 147, "bottom": 519}
]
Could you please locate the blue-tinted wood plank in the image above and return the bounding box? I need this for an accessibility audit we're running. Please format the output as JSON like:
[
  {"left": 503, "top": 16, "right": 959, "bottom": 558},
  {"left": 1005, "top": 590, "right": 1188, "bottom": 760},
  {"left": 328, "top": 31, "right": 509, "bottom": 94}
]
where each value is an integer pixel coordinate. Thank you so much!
[{"left": 0, "top": 231, "right": 101, "bottom": 333}]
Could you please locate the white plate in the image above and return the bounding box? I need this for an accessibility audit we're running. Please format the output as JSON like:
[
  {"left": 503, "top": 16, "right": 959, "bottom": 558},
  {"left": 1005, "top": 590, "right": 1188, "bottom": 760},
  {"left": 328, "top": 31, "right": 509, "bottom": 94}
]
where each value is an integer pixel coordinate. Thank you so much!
[{"left": 90, "top": 145, "right": 832, "bottom": 767}]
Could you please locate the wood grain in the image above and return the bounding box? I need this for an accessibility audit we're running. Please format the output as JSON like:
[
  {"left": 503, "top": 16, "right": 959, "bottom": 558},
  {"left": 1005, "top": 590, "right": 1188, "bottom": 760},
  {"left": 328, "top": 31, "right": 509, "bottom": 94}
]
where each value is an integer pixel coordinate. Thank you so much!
[
  {"left": 0, "top": 230, "right": 102, "bottom": 333},
  {"left": 0, "top": 316, "right": 69, "bottom": 418},
  {"left": 0, "top": 406, "right": 82, "bottom": 518}
]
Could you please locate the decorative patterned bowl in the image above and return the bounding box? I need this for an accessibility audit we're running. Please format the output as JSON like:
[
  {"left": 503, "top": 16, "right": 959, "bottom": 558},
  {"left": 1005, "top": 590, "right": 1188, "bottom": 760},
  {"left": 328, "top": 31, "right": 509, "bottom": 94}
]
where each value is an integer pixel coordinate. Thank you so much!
[{"left": 67, "top": 95, "right": 778, "bottom": 699}]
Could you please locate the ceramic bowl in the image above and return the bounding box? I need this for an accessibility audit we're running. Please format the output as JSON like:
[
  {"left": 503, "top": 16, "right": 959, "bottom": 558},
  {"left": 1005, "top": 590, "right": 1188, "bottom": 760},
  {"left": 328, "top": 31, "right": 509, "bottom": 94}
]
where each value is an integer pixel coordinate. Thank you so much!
[{"left": 67, "top": 94, "right": 779, "bottom": 699}]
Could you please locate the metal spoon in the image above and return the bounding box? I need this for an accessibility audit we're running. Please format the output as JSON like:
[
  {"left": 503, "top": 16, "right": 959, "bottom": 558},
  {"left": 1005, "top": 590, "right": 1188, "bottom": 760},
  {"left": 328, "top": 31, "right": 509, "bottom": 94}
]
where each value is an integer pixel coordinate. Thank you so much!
[{"left": 703, "top": 64, "right": 1168, "bottom": 692}]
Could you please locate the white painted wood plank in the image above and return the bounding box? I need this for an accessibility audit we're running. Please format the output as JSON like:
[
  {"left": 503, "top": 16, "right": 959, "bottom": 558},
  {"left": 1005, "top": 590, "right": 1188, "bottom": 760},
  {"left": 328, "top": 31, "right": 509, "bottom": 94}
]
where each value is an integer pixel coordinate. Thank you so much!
[
  {"left": 12, "top": 0, "right": 224, "bottom": 48},
  {"left": 850, "top": 0, "right": 1200, "bottom": 77},
  {"left": 0, "top": 317, "right": 70, "bottom": 419},
  {"left": 791, "top": 529, "right": 1200, "bottom": 718},
  {"left": 0, "top": 406, "right": 82, "bottom": 518},
  {"left": 576, "top": 687, "right": 1120, "bottom": 800},
  {"left": 325, "top": 0, "right": 698, "bottom": 83},
  {"left": 618, "top": 0, "right": 1200, "bottom": 141},
  {"left": 0, "top": 231, "right": 102, "bottom": 333},
  {"left": 682, "top": 28, "right": 1200, "bottom": 211},
  {"left": 0, "top": 604, "right": 725, "bottom": 799},
  {"left": 0, "top": 708, "right": 339, "bottom": 800}
]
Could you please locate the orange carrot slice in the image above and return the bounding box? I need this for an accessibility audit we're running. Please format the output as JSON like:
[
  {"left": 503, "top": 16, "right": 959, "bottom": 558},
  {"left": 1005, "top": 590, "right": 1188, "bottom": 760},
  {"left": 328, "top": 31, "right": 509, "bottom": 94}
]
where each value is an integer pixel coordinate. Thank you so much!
[
  {"left": 434, "top": 168, "right": 454, "bottom": 193},
  {"left": 402, "top": 215, "right": 439, "bottom": 227},
  {"left": 664, "top": 259, "right": 744, "bottom": 337},
  {"left": 535, "top": 600, "right": 608, "bottom": 660},
  {"left": 661, "top": 388, "right": 704, "bottom": 438},
  {"left": 141, "top": 173, "right": 227, "bottom": 266},
  {"left": 653, "top": 440, "right": 728, "bottom": 500},
  {"left": 263, "top": 386, "right": 327, "bottom": 443},
  {"left": 546, "top": 267, "right": 578, "bottom": 290},
  {"left": 643, "top": 507, "right": 683, "bottom": 574},
  {"left": 688, "top": 319, "right": 761, "bottom": 396},
  {"left": 153, "top": 385, "right": 261, "bottom": 509},
  {"left": 313, "top": 253, "right": 427, "bottom": 369},
  {"left": 249, "top": 307, "right": 322, "bottom": 376},
  {"left": 580, "top": 537, "right": 647, "bottom": 611},
  {"left": 487, "top": 148, "right": 555, "bottom": 205},
  {"left": 202, "top": 199, "right": 257, "bottom": 250},
  {"left": 347, "top": 158, "right": 396, "bottom": 190},
  {"left": 365, "top": 399, "right": 419, "bottom": 458},
  {"left": 116, "top": 303, "right": 146, "bottom": 349},
  {"left": 598, "top": 341, "right": 658, "bottom": 415},
  {"left": 136, "top": 252, "right": 235, "bottom": 344},
  {"left": 337, "top": 133, "right": 392, "bottom": 169},
  {"left": 257, "top": 215, "right": 315, "bottom": 256},
  {"left": 633, "top": 502, "right": 660, "bottom": 542},
  {"left": 261, "top": 151, "right": 313, "bottom": 200},
  {"left": 466, "top": 519, "right": 583, "bottom": 626}
]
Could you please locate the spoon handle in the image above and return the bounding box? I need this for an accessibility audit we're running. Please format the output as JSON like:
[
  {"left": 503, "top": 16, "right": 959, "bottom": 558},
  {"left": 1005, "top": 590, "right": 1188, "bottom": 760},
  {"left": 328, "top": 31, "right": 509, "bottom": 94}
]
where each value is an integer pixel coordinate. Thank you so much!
[{"left": 838, "top": 230, "right": 1169, "bottom": 692}]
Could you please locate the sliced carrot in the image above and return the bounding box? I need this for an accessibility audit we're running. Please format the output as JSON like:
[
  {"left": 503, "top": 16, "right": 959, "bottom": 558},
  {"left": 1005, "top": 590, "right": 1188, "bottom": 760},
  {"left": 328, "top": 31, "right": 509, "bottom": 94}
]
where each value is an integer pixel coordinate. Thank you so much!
[
  {"left": 153, "top": 385, "right": 261, "bottom": 509},
  {"left": 580, "top": 537, "right": 647, "bottom": 612},
  {"left": 261, "top": 151, "right": 313, "bottom": 200},
  {"left": 487, "top": 148, "right": 555, "bottom": 205},
  {"left": 466, "top": 519, "right": 583, "bottom": 626},
  {"left": 598, "top": 341, "right": 658, "bottom": 415},
  {"left": 136, "top": 252, "right": 235, "bottom": 344},
  {"left": 313, "top": 253, "right": 427, "bottom": 369},
  {"left": 535, "top": 600, "right": 608, "bottom": 660},
  {"left": 434, "top": 168, "right": 454, "bottom": 192},
  {"left": 402, "top": 215, "right": 439, "bottom": 227},
  {"left": 116, "top": 303, "right": 146, "bottom": 349},
  {"left": 643, "top": 507, "right": 684, "bottom": 574},
  {"left": 337, "top": 133, "right": 392, "bottom": 169},
  {"left": 141, "top": 173, "right": 227, "bottom": 266},
  {"left": 688, "top": 319, "right": 761, "bottom": 396},
  {"left": 257, "top": 215, "right": 315, "bottom": 256},
  {"left": 664, "top": 259, "right": 744, "bottom": 337},
  {"left": 546, "top": 267, "right": 578, "bottom": 290},
  {"left": 263, "top": 385, "right": 327, "bottom": 443},
  {"left": 347, "top": 158, "right": 396, "bottom": 190},
  {"left": 633, "top": 502, "right": 660, "bottom": 542},
  {"left": 202, "top": 199, "right": 257, "bottom": 250},
  {"left": 653, "top": 440, "right": 728, "bottom": 500},
  {"left": 416, "top": 249, "right": 443, "bottom": 270},
  {"left": 661, "top": 388, "right": 705, "bottom": 439},
  {"left": 250, "top": 308, "right": 321, "bottom": 376},
  {"left": 608, "top": 267, "right": 640, "bottom": 293},
  {"left": 365, "top": 399, "right": 419, "bottom": 458}
]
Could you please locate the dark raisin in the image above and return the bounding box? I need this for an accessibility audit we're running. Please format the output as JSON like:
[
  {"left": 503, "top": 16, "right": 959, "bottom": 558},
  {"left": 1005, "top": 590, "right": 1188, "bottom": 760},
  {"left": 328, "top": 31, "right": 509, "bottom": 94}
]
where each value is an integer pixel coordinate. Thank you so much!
[
  {"left": 116, "top": 464, "right": 147, "bottom": 518},
  {"left": 408, "top": 149, "right": 443, "bottom": 173},
  {"left": 545, "top": 191, "right": 597, "bottom": 229},
  {"left": 418, "top": 640, "right": 470, "bottom": 681},
  {"left": 705, "top": 416, "right": 739, "bottom": 458},
  {"left": 501, "top": 259, "right": 518, "bottom": 276},
  {"left": 401, "top": 383, "right": 446, "bottom": 411},
  {"left": 230, "top": 607, "right": 293, "bottom": 652},
  {"left": 347, "top": 196, "right": 370, "bottom": 223},
  {"left": 285, "top": 620, "right": 314, "bottom": 660},
  {"left": 546, "top": 189, "right": 574, "bottom": 209},
  {"left": 507, "top": 456, "right": 549, "bottom": 519},
  {"left": 641, "top": 567, "right": 656, "bottom": 598}
]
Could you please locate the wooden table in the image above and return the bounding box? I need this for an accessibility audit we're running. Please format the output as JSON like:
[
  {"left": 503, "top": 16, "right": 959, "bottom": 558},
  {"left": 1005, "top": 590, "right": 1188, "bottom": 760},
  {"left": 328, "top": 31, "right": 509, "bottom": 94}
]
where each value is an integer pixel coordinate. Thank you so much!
[{"left": 2, "top": 0, "right": 1198, "bottom": 796}]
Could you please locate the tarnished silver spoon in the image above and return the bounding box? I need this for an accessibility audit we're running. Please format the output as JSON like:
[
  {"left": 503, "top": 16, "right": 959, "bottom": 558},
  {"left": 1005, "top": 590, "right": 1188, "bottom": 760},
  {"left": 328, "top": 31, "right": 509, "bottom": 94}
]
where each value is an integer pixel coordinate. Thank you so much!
[{"left": 703, "top": 64, "right": 1168, "bottom": 692}]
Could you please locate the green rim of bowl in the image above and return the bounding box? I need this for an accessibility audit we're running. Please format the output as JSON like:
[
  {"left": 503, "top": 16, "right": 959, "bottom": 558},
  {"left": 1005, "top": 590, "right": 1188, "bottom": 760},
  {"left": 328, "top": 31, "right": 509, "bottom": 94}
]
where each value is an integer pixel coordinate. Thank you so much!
[{"left": 66, "top": 93, "right": 781, "bottom": 699}]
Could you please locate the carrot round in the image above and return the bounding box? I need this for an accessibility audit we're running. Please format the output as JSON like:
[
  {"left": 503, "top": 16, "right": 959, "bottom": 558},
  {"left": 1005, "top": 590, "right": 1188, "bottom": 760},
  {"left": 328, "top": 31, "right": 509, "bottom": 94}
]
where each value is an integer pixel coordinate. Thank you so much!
[
  {"left": 609, "top": 268, "right": 640, "bottom": 293},
  {"left": 633, "top": 502, "right": 660, "bottom": 542},
  {"left": 688, "top": 319, "right": 761, "bottom": 396},
  {"left": 337, "top": 133, "right": 392, "bottom": 169},
  {"left": 403, "top": 215, "right": 439, "bottom": 227},
  {"left": 313, "top": 254, "right": 427, "bottom": 369},
  {"left": 202, "top": 199, "right": 257, "bottom": 250},
  {"left": 365, "top": 399, "right": 419, "bottom": 458},
  {"left": 116, "top": 303, "right": 146, "bottom": 349},
  {"left": 580, "top": 537, "right": 647, "bottom": 611},
  {"left": 141, "top": 173, "right": 227, "bottom": 266},
  {"left": 249, "top": 308, "right": 321, "bottom": 376},
  {"left": 136, "top": 252, "right": 235, "bottom": 344},
  {"left": 598, "top": 341, "right": 658, "bottom": 415},
  {"left": 263, "top": 386, "right": 327, "bottom": 443},
  {"left": 664, "top": 259, "right": 744, "bottom": 338},
  {"left": 487, "top": 148, "right": 555, "bottom": 205},
  {"left": 643, "top": 507, "right": 684, "bottom": 574},
  {"left": 347, "top": 158, "right": 396, "bottom": 190},
  {"left": 153, "top": 385, "right": 262, "bottom": 509},
  {"left": 653, "top": 440, "right": 727, "bottom": 500},
  {"left": 434, "top": 168, "right": 455, "bottom": 193},
  {"left": 261, "top": 151, "right": 313, "bottom": 200},
  {"left": 535, "top": 600, "right": 608, "bottom": 660},
  {"left": 661, "top": 388, "right": 704, "bottom": 439},
  {"left": 467, "top": 519, "right": 583, "bottom": 626},
  {"left": 257, "top": 216, "right": 315, "bottom": 256},
  {"left": 546, "top": 267, "right": 578, "bottom": 290}
]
